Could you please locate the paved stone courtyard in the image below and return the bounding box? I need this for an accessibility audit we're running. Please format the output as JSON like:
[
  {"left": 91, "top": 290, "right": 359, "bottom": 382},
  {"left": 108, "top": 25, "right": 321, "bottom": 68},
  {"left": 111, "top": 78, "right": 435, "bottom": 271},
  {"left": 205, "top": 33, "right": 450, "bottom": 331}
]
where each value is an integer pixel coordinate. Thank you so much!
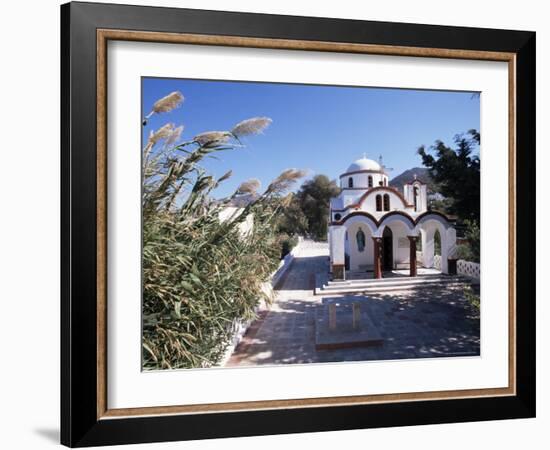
[{"left": 225, "top": 240, "right": 480, "bottom": 367}]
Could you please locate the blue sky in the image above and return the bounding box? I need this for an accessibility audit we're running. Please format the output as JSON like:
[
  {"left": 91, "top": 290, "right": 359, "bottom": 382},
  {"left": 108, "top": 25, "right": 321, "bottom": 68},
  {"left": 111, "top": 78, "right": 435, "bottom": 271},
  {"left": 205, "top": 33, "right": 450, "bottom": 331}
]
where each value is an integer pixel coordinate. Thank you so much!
[{"left": 142, "top": 77, "right": 480, "bottom": 198}]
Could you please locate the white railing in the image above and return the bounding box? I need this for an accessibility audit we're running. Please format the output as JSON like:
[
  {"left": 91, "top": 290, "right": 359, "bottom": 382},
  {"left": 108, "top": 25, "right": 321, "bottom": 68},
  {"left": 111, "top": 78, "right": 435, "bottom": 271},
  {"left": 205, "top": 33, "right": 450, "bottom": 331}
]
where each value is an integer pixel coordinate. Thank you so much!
[
  {"left": 457, "top": 259, "right": 480, "bottom": 279},
  {"left": 415, "top": 251, "right": 479, "bottom": 280}
]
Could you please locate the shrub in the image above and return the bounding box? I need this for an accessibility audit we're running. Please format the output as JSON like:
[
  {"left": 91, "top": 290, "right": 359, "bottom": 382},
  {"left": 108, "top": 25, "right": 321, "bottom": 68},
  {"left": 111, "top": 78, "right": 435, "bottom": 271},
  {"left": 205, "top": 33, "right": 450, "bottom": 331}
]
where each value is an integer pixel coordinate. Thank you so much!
[
  {"left": 464, "top": 286, "right": 480, "bottom": 310},
  {"left": 455, "top": 220, "right": 480, "bottom": 263},
  {"left": 278, "top": 234, "right": 299, "bottom": 259}
]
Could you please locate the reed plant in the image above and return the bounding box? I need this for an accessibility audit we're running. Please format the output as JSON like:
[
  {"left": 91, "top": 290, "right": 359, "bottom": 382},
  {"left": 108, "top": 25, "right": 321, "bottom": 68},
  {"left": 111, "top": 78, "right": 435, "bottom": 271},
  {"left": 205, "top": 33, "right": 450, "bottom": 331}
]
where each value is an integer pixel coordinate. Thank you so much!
[{"left": 142, "top": 97, "right": 303, "bottom": 369}]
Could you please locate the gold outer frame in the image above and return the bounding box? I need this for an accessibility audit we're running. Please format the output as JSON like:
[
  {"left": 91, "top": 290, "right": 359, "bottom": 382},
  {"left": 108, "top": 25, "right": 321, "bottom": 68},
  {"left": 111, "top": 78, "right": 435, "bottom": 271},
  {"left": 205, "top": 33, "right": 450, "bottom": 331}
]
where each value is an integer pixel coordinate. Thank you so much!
[{"left": 96, "top": 29, "right": 516, "bottom": 420}]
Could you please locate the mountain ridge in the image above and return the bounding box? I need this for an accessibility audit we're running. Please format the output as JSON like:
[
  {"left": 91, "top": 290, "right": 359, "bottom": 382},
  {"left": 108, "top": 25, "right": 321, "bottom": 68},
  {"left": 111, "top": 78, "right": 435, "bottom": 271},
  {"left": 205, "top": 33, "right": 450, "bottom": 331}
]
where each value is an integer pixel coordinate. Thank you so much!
[{"left": 389, "top": 167, "right": 433, "bottom": 193}]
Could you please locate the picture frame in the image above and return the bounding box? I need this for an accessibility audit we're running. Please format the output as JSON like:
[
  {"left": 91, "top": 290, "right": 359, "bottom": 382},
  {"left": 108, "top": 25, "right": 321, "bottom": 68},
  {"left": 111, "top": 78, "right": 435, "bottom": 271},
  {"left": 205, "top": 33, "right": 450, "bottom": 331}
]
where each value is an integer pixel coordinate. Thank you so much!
[{"left": 60, "top": 1, "right": 535, "bottom": 447}]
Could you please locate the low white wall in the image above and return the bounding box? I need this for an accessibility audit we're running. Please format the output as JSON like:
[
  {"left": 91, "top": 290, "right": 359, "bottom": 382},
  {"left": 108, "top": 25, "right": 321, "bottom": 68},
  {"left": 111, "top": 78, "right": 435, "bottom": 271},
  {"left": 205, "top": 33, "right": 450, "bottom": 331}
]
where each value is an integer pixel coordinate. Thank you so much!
[
  {"left": 271, "top": 247, "right": 297, "bottom": 287},
  {"left": 218, "top": 238, "right": 301, "bottom": 366}
]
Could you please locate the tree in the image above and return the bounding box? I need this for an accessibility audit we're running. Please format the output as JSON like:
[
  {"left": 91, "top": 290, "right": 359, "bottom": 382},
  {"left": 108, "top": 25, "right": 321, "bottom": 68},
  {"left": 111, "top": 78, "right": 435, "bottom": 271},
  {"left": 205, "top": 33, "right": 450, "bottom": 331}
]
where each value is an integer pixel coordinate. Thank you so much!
[
  {"left": 295, "top": 175, "right": 340, "bottom": 240},
  {"left": 277, "top": 193, "right": 309, "bottom": 237},
  {"left": 417, "top": 129, "right": 480, "bottom": 222}
]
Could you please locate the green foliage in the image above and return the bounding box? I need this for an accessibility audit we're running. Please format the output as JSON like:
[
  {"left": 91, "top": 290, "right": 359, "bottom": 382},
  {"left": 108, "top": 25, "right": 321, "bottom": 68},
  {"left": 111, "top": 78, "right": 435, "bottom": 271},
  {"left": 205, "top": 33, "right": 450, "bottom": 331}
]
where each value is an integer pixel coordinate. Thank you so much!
[
  {"left": 464, "top": 286, "right": 480, "bottom": 310},
  {"left": 428, "top": 196, "right": 454, "bottom": 216},
  {"left": 275, "top": 175, "right": 340, "bottom": 241},
  {"left": 418, "top": 129, "right": 480, "bottom": 222},
  {"left": 277, "top": 194, "right": 309, "bottom": 237},
  {"left": 455, "top": 219, "right": 480, "bottom": 263},
  {"left": 295, "top": 175, "right": 340, "bottom": 241},
  {"left": 141, "top": 109, "right": 302, "bottom": 370},
  {"left": 278, "top": 233, "right": 299, "bottom": 259}
]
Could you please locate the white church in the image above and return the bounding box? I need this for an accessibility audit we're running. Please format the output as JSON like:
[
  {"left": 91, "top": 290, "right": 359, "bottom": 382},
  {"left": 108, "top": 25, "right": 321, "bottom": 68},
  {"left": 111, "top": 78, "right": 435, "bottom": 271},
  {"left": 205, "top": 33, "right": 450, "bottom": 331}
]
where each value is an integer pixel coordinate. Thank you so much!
[{"left": 328, "top": 156, "right": 457, "bottom": 280}]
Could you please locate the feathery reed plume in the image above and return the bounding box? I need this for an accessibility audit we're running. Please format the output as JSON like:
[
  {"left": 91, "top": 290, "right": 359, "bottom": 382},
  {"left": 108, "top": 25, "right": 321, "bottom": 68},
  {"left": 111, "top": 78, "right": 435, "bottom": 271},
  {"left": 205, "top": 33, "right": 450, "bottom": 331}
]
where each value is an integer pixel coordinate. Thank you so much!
[
  {"left": 149, "top": 123, "right": 174, "bottom": 145},
  {"left": 143, "top": 123, "right": 174, "bottom": 161},
  {"left": 165, "top": 125, "right": 184, "bottom": 146},
  {"left": 218, "top": 170, "right": 233, "bottom": 184},
  {"left": 237, "top": 178, "right": 261, "bottom": 195},
  {"left": 281, "top": 192, "right": 294, "bottom": 208},
  {"left": 143, "top": 91, "right": 184, "bottom": 126},
  {"left": 231, "top": 117, "right": 272, "bottom": 137},
  {"left": 266, "top": 168, "right": 307, "bottom": 195},
  {"left": 193, "top": 131, "right": 231, "bottom": 147}
]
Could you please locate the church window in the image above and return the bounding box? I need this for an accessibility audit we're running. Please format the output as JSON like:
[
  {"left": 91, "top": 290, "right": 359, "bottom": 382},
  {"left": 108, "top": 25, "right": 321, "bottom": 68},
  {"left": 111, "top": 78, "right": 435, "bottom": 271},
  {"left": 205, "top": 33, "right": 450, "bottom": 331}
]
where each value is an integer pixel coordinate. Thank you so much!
[
  {"left": 356, "top": 228, "right": 366, "bottom": 252},
  {"left": 368, "top": 175, "right": 373, "bottom": 187},
  {"left": 413, "top": 186, "right": 419, "bottom": 211},
  {"left": 348, "top": 177, "right": 354, "bottom": 188},
  {"left": 376, "top": 194, "right": 382, "bottom": 211},
  {"left": 383, "top": 194, "right": 390, "bottom": 211},
  {"left": 334, "top": 213, "right": 342, "bottom": 221}
]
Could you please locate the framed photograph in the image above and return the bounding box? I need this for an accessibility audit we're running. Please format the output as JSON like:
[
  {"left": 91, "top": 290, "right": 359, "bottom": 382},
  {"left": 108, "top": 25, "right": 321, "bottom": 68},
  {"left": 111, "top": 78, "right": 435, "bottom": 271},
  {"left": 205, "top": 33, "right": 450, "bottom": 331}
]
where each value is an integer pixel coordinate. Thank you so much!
[{"left": 61, "top": 1, "right": 535, "bottom": 447}]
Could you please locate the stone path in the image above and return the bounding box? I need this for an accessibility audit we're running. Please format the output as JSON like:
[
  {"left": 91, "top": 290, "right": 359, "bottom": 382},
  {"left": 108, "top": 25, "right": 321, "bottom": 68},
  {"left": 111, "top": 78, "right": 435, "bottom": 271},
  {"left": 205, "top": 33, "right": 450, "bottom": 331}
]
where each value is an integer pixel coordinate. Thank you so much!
[{"left": 225, "top": 240, "right": 480, "bottom": 367}]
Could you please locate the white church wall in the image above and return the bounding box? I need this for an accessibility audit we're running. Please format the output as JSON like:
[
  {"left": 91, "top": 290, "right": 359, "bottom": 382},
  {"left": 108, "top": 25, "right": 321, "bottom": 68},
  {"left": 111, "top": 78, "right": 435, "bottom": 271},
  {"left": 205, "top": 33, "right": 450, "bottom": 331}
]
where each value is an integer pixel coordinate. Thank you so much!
[
  {"left": 340, "top": 172, "right": 387, "bottom": 189},
  {"left": 419, "top": 184, "right": 428, "bottom": 212},
  {"left": 405, "top": 182, "right": 428, "bottom": 213},
  {"left": 419, "top": 221, "right": 455, "bottom": 273},
  {"left": 359, "top": 189, "right": 407, "bottom": 214},
  {"left": 394, "top": 236, "right": 411, "bottom": 266},
  {"left": 404, "top": 184, "right": 412, "bottom": 204},
  {"left": 329, "top": 225, "right": 346, "bottom": 266},
  {"left": 383, "top": 222, "right": 410, "bottom": 267},
  {"left": 341, "top": 191, "right": 363, "bottom": 208},
  {"left": 421, "top": 227, "right": 435, "bottom": 268},
  {"left": 218, "top": 207, "right": 254, "bottom": 237},
  {"left": 346, "top": 222, "right": 374, "bottom": 271}
]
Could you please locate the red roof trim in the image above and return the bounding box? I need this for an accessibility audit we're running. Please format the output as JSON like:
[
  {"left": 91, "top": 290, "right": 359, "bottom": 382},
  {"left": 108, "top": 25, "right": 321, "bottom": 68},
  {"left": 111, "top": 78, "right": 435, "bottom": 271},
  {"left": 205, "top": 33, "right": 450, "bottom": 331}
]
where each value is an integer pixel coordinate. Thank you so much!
[
  {"left": 329, "top": 210, "right": 454, "bottom": 227},
  {"left": 350, "top": 186, "right": 413, "bottom": 209}
]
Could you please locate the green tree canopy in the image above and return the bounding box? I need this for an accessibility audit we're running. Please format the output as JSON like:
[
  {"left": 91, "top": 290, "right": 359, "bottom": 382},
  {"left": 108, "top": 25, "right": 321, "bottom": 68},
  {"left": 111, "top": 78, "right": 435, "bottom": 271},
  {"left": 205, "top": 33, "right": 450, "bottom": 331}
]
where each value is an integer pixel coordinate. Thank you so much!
[
  {"left": 277, "top": 193, "right": 309, "bottom": 237},
  {"left": 417, "top": 129, "right": 480, "bottom": 222},
  {"left": 295, "top": 175, "right": 340, "bottom": 240}
]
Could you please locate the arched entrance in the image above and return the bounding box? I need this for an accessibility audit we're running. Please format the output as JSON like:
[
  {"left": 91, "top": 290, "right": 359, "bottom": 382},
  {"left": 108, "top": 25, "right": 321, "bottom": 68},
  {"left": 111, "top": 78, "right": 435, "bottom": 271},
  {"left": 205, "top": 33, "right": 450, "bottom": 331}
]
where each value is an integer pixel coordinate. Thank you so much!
[
  {"left": 382, "top": 227, "right": 393, "bottom": 271},
  {"left": 417, "top": 217, "right": 456, "bottom": 274}
]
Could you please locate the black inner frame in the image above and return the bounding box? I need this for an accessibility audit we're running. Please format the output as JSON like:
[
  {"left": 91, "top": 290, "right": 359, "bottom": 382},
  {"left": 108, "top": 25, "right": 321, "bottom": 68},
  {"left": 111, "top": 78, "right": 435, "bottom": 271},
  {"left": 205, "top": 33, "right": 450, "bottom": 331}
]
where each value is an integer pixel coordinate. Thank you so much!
[{"left": 61, "top": 2, "right": 536, "bottom": 447}]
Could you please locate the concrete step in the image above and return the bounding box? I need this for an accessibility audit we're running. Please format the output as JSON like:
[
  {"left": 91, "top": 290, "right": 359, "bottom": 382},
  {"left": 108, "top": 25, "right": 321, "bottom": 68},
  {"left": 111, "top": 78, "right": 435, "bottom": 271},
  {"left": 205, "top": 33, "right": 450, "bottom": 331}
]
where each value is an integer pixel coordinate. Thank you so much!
[
  {"left": 315, "top": 274, "right": 470, "bottom": 295},
  {"left": 316, "top": 282, "right": 469, "bottom": 295},
  {"left": 325, "top": 274, "right": 465, "bottom": 287}
]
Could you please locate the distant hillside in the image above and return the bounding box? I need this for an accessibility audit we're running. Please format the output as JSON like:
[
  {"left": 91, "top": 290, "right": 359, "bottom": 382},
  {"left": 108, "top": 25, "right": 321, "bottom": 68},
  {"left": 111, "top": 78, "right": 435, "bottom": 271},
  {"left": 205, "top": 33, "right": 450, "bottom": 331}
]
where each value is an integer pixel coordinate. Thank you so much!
[{"left": 389, "top": 167, "right": 434, "bottom": 193}]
